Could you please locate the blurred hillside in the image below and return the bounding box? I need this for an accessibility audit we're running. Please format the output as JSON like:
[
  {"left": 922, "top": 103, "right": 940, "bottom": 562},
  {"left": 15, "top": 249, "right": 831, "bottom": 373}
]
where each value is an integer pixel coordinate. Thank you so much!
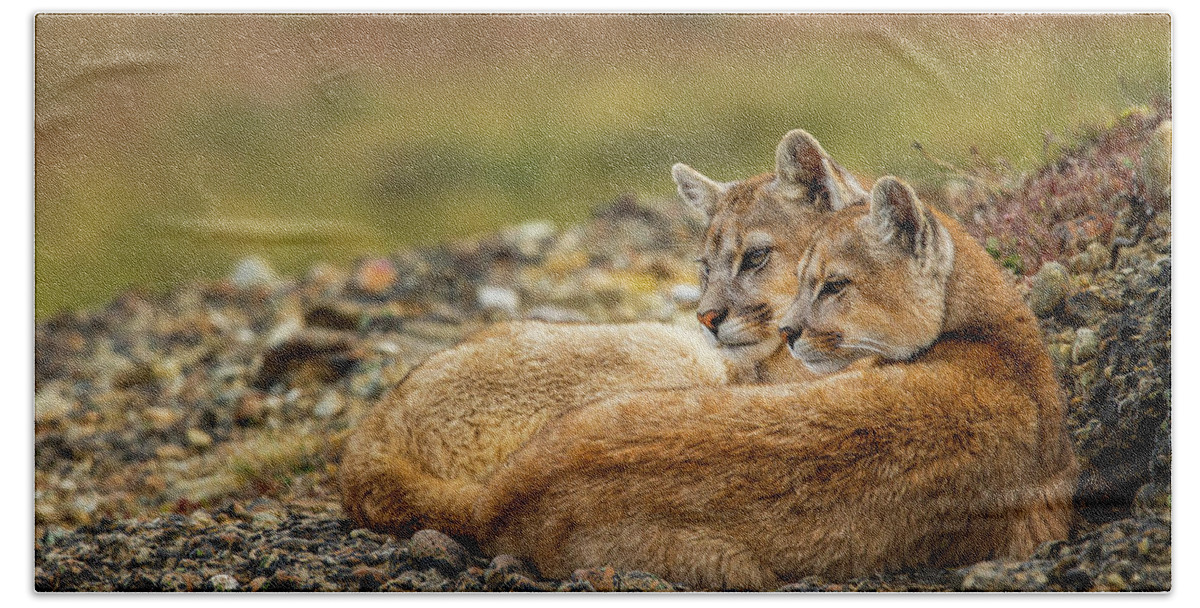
[{"left": 34, "top": 13, "right": 1171, "bottom": 318}]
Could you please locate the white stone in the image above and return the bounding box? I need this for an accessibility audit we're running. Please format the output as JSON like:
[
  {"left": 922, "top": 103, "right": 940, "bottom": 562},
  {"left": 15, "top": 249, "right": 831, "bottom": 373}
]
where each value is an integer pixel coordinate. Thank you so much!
[
  {"left": 266, "top": 317, "right": 303, "bottom": 348},
  {"left": 503, "top": 221, "right": 557, "bottom": 257},
  {"left": 230, "top": 256, "right": 277, "bottom": 289},
  {"left": 209, "top": 574, "right": 240, "bottom": 592},
  {"left": 477, "top": 285, "right": 520, "bottom": 316},
  {"left": 313, "top": 391, "right": 344, "bottom": 419}
]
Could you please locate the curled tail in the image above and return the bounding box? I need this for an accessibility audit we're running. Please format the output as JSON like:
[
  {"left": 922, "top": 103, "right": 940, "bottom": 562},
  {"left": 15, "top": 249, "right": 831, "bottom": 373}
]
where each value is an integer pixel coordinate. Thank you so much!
[{"left": 339, "top": 430, "right": 484, "bottom": 538}]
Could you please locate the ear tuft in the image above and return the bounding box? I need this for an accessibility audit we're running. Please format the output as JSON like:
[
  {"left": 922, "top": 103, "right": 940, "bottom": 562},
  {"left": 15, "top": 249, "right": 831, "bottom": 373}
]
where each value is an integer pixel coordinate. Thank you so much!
[{"left": 672, "top": 163, "right": 724, "bottom": 218}]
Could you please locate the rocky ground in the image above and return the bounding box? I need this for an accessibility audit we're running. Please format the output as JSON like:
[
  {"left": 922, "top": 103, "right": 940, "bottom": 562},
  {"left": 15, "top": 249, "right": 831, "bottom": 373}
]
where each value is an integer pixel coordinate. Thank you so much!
[{"left": 34, "top": 104, "right": 1171, "bottom": 592}]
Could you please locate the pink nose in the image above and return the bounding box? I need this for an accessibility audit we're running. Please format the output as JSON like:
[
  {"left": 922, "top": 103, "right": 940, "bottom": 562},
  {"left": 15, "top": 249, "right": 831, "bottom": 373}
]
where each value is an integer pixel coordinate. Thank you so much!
[{"left": 697, "top": 309, "right": 726, "bottom": 333}]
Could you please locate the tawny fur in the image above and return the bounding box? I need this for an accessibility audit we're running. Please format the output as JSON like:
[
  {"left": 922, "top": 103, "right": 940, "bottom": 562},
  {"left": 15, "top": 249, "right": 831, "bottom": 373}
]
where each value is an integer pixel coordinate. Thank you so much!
[
  {"left": 339, "top": 130, "right": 868, "bottom": 536},
  {"left": 340, "top": 321, "right": 729, "bottom": 536},
  {"left": 473, "top": 177, "right": 1078, "bottom": 590}
]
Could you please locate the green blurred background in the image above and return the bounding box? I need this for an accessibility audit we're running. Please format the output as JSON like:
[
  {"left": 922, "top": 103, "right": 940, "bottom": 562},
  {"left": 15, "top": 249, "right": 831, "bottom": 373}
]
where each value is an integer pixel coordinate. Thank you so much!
[{"left": 34, "top": 14, "right": 1170, "bottom": 319}]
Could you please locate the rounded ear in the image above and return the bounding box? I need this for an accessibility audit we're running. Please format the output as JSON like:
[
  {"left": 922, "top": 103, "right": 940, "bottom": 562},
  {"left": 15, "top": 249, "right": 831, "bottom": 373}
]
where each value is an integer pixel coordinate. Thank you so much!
[
  {"left": 868, "top": 176, "right": 954, "bottom": 275},
  {"left": 869, "top": 176, "right": 924, "bottom": 249},
  {"left": 774, "top": 129, "right": 858, "bottom": 211},
  {"left": 672, "top": 163, "right": 725, "bottom": 218}
]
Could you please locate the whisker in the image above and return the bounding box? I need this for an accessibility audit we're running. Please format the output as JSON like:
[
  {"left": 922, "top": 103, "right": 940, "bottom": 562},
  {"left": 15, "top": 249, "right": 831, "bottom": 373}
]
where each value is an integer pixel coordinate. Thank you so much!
[
  {"left": 840, "top": 340, "right": 889, "bottom": 356},
  {"left": 850, "top": 336, "right": 891, "bottom": 349}
]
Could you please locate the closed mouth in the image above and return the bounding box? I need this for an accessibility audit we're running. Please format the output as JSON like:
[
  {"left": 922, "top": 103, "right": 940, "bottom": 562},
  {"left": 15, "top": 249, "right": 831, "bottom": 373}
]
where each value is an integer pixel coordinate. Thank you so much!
[{"left": 717, "top": 338, "right": 766, "bottom": 349}]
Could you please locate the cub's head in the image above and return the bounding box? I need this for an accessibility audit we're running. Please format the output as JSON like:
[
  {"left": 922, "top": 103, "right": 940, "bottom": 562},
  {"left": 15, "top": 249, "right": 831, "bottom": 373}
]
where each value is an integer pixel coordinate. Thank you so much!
[
  {"left": 779, "top": 176, "right": 956, "bottom": 374},
  {"left": 673, "top": 129, "right": 867, "bottom": 370}
]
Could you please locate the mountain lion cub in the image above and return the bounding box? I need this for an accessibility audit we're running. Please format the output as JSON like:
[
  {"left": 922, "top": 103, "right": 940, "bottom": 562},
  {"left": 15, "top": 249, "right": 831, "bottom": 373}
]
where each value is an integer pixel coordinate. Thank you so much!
[
  {"left": 340, "top": 130, "right": 868, "bottom": 536},
  {"left": 474, "top": 176, "right": 1078, "bottom": 590}
]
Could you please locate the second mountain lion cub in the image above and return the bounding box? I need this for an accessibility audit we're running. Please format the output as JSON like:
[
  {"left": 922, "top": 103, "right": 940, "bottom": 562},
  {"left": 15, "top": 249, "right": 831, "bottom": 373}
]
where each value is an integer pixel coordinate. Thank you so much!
[{"left": 474, "top": 176, "right": 1078, "bottom": 590}]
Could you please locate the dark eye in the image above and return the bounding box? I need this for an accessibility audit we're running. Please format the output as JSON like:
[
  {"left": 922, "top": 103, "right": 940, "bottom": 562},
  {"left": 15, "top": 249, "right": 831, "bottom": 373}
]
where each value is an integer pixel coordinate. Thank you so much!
[
  {"left": 696, "top": 259, "right": 710, "bottom": 281},
  {"left": 818, "top": 278, "right": 850, "bottom": 299},
  {"left": 739, "top": 247, "right": 771, "bottom": 273}
]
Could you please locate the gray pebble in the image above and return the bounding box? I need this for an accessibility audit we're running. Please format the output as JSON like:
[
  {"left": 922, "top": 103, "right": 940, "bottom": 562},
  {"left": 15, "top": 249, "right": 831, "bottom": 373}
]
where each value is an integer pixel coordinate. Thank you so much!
[
  {"left": 503, "top": 221, "right": 557, "bottom": 258},
  {"left": 312, "top": 392, "right": 343, "bottom": 419},
  {"left": 1072, "top": 328, "right": 1099, "bottom": 364},
  {"left": 477, "top": 286, "right": 520, "bottom": 317},
  {"left": 208, "top": 573, "right": 240, "bottom": 591},
  {"left": 1030, "top": 262, "right": 1070, "bottom": 317},
  {"left": 408, "top": 529, "right": 470, "bottom": 575}
]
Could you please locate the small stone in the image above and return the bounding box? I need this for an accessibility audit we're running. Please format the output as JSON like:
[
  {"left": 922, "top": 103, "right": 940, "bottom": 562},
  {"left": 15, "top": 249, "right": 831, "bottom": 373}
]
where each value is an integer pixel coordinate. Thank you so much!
[
  {"left": 477, "top": 286, "right": 520, "bottom": 317},
  {"left": 70, "top": 494, "right": 99, "bottom": 522},
  {"left": 1029, "top": 262, "right": 1070, "bottom": 317},
  {"left": 485, "top": 570, "right": 549, "bottom": 591},
  {"left": 1056, "top": 568, "right": 1093, "bottom": 591},
  {"left": 453, "top": 571, "right": 486, "bottom": 591},
  {"left": 34, "top": 501, "right": 59, "bottom": 524},
  {"left": 618, "top": 571, "right": 676, "bottom": 592},
  {"left": 349, "top": 528, "right": 393, "bottom": 544},
  {"left": 263, "top": 570, "right": 310, "bottom": 592},
  {"left": 1067, "top": 251, "right": 1093, "bottom": 275},
  {"left": 401, "top": 320, "right": 466, "bottom": 342},
  {"left": 1085, "top": 241, "right": 1111, "bottom": 270},
  {"left": 266, "top": 318, "right": 303, "bottom": 348},
  {"left": 230, "top": 256, "right": 277, "bottom": 290},
  {"left": 1071, "top": 328, "right": 1099, "bottom": 364},
  {"left": 34, "top": 386, "right": 75, "bottom": 424},
  {"left": 543, "top": 249, "right": 588, "bottom": 275},
  {"left": 209, "top": 574, "right": 240, "bottom": 591},
  {"left": 234, "top": 394, "right": 267, "bottom": 426},
  {"left": 351, "top": 566, "right": 387, "bottom": 591},
  {"left": 557, "top": 580, "right": 597, "bottom": 592},
  {"left": 186, "top": 428, "right": 214, "bottom": 449},
  {"left": 348, "top": 362, "right": 386, "bottom": 398},
  {"left": 312, "top": 391, "right": 343, "bottom": 419},
  {"left": 1047, "top": 343, "right": 1072, "bottom": 371},
  {"left": 961, "top": 560, "right": 1025, "bottom": 591},
  {"left": 408, "top": 529, "right": 469, "bottom": 575},
  {"left": 571, "top": 566, "right": 619, "bottom": 592},
  {"left": 1100, "top": 572, "right": 1129, "bottom": 591},
  {"left": 188, "top": 510, "right": 216, "bottom": 528},
  {"left": 251, "top": 511, "right": 284, "bottom": 530},
  {"left": 502, "top": 220, "right": 557, "bottom": 258},
  {"left": 144, "top": 406, "right": 182, "bottom": 430},
  {"left": 777, "top": 576, "right": 830, "bottom": 592},
  {"left": 381, "top": 568, "right": 448, "bottom": 592},
  {"left": 160, "top": 571, "right": 202, "bottom": 592},
  {"left": 1074, "top": 368, "right": 1095, "bottom": 394},
  {"left": 354, "top": 258, "right": 398, "bottom": 296}
]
